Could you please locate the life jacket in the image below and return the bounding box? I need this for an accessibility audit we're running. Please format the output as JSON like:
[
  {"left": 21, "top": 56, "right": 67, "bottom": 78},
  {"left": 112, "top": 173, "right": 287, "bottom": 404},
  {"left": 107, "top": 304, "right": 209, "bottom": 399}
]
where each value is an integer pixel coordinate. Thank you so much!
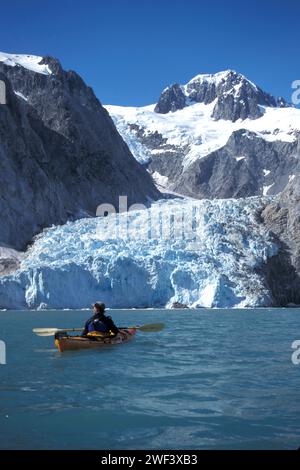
[
  {"left": 87, "top": 317, "right": 109, "bottom": 334},
  {"left": 84, "top": 314, "right": 118, "bottom": 338}
]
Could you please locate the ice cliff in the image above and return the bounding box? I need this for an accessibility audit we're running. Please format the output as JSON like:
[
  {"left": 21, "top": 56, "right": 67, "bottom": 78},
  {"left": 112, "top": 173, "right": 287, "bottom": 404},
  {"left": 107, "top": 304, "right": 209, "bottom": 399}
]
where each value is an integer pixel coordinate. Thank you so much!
[{"left": 0, "top": 197, "right": 278, "bottom": 310}]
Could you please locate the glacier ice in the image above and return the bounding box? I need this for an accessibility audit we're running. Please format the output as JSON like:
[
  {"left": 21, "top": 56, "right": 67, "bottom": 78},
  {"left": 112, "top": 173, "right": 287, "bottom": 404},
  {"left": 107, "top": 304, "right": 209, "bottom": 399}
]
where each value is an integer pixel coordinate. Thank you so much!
[{"left": 0, "top": 197, "right": 278, "bottom": 310}]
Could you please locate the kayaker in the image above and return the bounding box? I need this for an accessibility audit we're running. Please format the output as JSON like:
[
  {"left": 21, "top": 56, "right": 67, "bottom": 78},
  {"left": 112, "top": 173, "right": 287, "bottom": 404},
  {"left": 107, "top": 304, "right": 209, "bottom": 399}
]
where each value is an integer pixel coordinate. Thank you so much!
[{"left": 82, "top": 302, "right": 119, "bottom": 338}]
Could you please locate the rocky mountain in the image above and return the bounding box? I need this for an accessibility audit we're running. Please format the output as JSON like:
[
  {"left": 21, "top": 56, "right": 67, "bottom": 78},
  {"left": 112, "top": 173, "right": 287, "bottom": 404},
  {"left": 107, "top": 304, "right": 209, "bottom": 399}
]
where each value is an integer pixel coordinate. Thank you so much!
[
  {"left": 262, "top": 175, "right": 300, "bottom": 306},
  {"left": 106, "top": 70, "right": 300, "bottom": 199},
  {"left": 0, "top": 52, "right": 160, "bottom": 250},
  {"left": 155, "top": 70, "right": 288, "bottom": 120}
]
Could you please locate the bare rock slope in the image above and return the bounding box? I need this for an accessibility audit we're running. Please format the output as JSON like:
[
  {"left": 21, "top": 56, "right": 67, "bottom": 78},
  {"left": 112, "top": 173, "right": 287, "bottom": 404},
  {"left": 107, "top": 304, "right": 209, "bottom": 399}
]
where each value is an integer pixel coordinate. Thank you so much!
[
  {"left": 0, "top": 53, "right": 159, "bottom": 250},
  {"left": 262, "top": 175, "right": 300, "bottom": 305}
]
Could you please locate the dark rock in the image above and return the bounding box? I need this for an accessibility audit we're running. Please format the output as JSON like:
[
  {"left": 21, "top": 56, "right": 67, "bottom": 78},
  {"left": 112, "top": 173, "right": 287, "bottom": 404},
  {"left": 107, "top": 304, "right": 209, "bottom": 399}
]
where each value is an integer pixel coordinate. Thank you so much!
[
  {"left": 0, "top": 56, "right": 160, "bottom": 249},
  {"left": 0, "top": 246, "right": 23, "bottom": 276},
  {"left": 171, "top": 302, "right": 189, "bottom": 309},
  {"left": 154, "top": 84, "right": 186, "bottom": 114},
  {"left": 151, "top": 130, "right": 300, "bottom": 199},
  {"left": 261, "top": 175, "right": 300, "bottom": 306},
  {"left": 276, "top": 96, "right": 288, "bottom": 108}
]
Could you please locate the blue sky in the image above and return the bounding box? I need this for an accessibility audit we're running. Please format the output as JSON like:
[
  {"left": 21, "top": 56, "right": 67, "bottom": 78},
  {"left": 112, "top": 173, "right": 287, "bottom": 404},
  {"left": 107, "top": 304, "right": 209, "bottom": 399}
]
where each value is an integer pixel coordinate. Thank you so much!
[{"left": 0, "top": 0, "right": 299, "bottom": 106}]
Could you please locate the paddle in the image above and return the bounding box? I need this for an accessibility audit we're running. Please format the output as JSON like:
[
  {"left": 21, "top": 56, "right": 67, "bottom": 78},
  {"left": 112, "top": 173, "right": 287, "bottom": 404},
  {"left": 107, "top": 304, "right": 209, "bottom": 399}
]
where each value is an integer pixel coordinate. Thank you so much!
[
  {"left": 33, "top": 327, "right": 83, "bottom": 337},
  {"left": 33, "top": 322, "right": 165, "bottom": 337},
  {"left": 122, "top": 323, "right": 165, "bottom": 333}
]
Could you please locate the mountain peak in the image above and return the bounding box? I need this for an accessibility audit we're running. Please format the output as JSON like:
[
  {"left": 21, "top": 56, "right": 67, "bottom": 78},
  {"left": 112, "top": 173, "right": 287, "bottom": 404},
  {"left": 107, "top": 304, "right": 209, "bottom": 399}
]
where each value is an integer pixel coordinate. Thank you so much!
[
  {"left": 155, "top": 69, "right": 287, "bottom": 121},
  {"left": 187, "top": 69, "right": 237, "bottom": 83},
  {"left": 186, "top": 70, "right": 258, "bottom": 92}
]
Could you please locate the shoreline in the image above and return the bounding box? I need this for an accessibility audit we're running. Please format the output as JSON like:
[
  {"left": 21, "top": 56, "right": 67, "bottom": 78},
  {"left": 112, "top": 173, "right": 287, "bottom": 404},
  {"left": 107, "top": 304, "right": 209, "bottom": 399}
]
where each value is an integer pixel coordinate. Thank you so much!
[{"left": 1, "top": 306, "right": 300, "bottom": 313}]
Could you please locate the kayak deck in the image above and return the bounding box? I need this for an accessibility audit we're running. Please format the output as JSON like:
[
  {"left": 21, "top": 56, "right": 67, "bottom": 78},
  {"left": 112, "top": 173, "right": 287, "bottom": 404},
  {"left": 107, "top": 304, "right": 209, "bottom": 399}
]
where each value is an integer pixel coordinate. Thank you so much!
[{"left": 54, "top": 328, "right": 136, "bottom": 352}]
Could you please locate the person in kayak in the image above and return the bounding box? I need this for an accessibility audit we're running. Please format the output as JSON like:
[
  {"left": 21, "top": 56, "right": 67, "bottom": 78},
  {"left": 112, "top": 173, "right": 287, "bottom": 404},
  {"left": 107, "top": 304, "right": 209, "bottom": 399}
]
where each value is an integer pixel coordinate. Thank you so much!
[{"left": 82, "top": 302, "right": 119, "bottom": 338}]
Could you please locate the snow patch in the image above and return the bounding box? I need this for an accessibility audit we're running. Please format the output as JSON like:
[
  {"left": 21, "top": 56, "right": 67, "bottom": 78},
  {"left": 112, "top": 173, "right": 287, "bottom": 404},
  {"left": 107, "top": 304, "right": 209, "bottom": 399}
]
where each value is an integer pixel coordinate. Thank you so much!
[
  {"left": 0, "top": 52, "right": 52, "bottom": 75},
  {"left": 14, "top": 90, "right": 28, "bottom": 101},
  {"left": 152, "top": 172, "right": 169, "bottom": 187},
  {"left": 263, "top": 183, "right": 275, "bottom": 196}
]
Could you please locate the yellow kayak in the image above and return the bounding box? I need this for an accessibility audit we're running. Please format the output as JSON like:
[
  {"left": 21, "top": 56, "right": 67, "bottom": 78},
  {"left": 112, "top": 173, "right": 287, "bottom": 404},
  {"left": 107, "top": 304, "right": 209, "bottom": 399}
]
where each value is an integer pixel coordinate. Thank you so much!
[{"left": 54, "top": 328, "right": 137, "bottom": 352}]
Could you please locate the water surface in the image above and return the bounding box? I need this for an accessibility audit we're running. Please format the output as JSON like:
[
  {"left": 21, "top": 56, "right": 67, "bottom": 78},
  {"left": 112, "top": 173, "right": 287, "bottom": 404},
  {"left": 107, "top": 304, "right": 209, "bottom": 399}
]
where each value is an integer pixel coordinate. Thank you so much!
[{"left": 0, "top": 308, "right": 300, "bottom": 449}]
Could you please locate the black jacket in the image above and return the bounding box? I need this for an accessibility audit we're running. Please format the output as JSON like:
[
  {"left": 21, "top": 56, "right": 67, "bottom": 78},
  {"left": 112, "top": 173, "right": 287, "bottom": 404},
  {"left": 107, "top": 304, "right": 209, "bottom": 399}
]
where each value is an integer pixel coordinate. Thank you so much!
[{"left": 82, "top": 313, "right": 119, "bottom": 337}]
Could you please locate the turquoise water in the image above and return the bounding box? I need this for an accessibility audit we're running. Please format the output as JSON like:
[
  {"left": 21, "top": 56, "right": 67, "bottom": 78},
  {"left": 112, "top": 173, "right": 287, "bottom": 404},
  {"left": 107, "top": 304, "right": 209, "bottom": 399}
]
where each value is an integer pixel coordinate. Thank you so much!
[{"left": 0, "top": 308, "right": 300, "bottom": 450}]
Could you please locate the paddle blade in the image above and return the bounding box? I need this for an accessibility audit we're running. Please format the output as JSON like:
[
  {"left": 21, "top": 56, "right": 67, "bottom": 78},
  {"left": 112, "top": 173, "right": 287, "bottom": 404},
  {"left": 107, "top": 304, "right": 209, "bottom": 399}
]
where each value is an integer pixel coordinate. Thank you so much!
[
  {"left": 33, "top": 327, "right": 83, "bottom": 337},
  {"left": 138, "top": 323, "right": 165, "bottom": 333},
  {"left": 33, "top": 328, "right": 60, "bottom": 336}
]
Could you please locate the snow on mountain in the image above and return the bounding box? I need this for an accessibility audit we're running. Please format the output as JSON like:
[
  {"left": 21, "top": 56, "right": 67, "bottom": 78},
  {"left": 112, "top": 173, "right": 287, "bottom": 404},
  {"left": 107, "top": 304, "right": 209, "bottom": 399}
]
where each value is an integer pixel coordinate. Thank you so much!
[
  {"left": 186, "top": 70, "right": 238, "bottom": 86},
  {"left": 0, "top": 197, "right": 278, "bottom": 310},
  {"left": 0, "top": 52, "right": 52, "bottom": 75},
  {"left": 105, "top": 71, "right": 300, "bottom": 200},
  {"left": 14, "top": 90, "right": 28, "bottom": 101},
  {"left": 154, "top": 69, "right": 287, "bottom": 118},
  {"left": 184, "top": 70, "right": 258, "bottom": 91},
  {"left": 105, "top": 102, "right": 300, "bottom": 168}
]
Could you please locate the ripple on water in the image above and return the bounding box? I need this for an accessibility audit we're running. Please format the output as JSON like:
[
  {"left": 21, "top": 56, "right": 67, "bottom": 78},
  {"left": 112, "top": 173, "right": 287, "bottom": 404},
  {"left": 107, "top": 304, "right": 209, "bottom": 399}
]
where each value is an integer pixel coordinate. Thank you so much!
[{"left": 1, "top": 308, "right": 300, "bottom": 449}]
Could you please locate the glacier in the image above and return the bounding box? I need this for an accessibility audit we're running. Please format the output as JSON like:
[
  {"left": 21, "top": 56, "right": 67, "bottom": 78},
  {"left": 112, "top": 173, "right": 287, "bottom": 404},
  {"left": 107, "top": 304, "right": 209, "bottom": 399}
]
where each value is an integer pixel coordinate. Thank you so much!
[{"left": 0, "top": 197, "right": 278, "bottom": 310}]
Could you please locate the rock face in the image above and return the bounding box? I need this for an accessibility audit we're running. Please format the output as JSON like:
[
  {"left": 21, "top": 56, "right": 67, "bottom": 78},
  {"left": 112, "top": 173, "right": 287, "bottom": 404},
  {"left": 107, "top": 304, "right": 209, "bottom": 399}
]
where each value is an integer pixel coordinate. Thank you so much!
[
  {"left": 0, "top": 247, "right": 23, "bottom": 276},
  {"left": 0, "top": 53, "right": 160, "bottom": 250},
  {"left": 171, "top": 130, "right": 300, "bottom": 199},
  {"left": 155, "top": 70, "right": 288, "bottom": 121},
  {"left": 154, "top": 84, "right": 186, "bottom": 114},
  {"left": 261, "top": 175, "right": 300, "bottom": 306}
]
